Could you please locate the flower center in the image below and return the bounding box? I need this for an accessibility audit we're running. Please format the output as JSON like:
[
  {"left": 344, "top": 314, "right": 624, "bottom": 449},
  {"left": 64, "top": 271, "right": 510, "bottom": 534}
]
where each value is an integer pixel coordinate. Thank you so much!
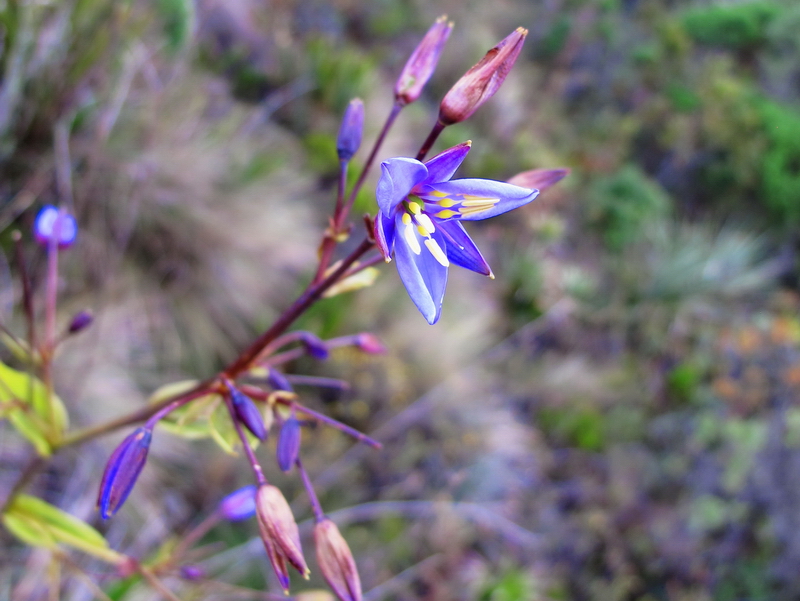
[{"left": 401, "top": 199, "right": 449, "bottom": 267}]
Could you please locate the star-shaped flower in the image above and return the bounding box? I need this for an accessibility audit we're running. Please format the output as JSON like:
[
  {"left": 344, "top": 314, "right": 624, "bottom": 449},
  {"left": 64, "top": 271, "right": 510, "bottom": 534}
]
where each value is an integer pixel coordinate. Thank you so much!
[{"left": 374, "top": 141, "right": 538, "bottom": 324}]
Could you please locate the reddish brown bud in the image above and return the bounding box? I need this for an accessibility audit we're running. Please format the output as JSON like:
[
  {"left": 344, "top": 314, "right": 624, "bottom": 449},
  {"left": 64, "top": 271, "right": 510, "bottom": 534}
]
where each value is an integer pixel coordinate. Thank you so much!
[
  {"left": 255, "top": 484, "right": 309, "bottom": 589},
  {"left": 438, "top": 27, "right": 528, "bottom": 125},
  {"left": 315, "top": 519, "right": 362, "bottom": 601},
  {"left": 506, "top": 168, "right": 569, "bottom": 192},
  {"left": 395, "top": 15, "right": 453, "bottom": 106}
]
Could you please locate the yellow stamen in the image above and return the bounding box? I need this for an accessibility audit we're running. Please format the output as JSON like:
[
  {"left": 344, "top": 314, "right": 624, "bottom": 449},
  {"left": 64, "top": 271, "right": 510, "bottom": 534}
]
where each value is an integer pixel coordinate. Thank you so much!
[
  {"left": 435, "top": 209, "right": 458, "bottom": 219},
  {"left": 437, "top": 198, "right": 457, "bottom": 208},
  {"left": 401, "top": 213, "right": 412, "bottom": 225},
  {"left": 424, "top": 238, "right": 449, "bottom": 266},
  {"left": 403, "top": 221, "right": 421, "bottom": 254},
  {"left": 408, "top": 202, "right": 422, "bottom": 215},
  {"left": 460, "top": 197, "right": 499, "bottom": 206}
]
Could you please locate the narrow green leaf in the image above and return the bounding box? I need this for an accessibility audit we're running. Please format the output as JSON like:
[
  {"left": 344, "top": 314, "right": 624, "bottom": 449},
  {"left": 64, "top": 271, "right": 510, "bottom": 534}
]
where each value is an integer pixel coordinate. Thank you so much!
[
  {"left": 0, "top": 361, "right": 69, "bottom": 432},
  {"left": 2, "top": 512, "right": 58, "bottom": 549},
  {"left": 7, "top": 409, "right": 51, "bottom": 456},
  {"left": 13, "top": 495, "right": 107, "bottom": 547}
]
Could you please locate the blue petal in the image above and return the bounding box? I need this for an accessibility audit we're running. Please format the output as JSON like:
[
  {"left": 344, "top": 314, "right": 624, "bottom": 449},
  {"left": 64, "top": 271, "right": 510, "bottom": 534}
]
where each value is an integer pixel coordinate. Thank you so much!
[
  {"left": 437, "top": 219, "right": 492, "bottom": 276},
  {"left": 427, "top": 179, "right": 539, "bottom": 221},
  {"left": 422, "top": 142, "right": 471, "bottom": 185},
  {"left": 376, "top": 158, "right": 428, "bottom": 216},
  {"left": 394, "top": 217, "right": 448, "bottom": 324},
  {"left": 374, "top": 212, "right": 396, "bottom": 259}
]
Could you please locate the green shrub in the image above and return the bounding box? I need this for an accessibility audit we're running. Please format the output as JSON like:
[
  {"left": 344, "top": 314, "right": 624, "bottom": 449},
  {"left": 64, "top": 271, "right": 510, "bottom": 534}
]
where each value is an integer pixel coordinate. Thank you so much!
[
  {"left": 759, "top": 100, "right": 800, "bottom": 225},
  {"left": 681, "top": 1, "right": 781, "bottom": 50}
]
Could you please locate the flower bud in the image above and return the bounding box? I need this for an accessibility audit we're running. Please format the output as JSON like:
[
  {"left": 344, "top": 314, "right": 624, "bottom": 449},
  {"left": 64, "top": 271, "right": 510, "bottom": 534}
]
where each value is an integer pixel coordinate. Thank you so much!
[
  {"left": 255, "top": 484, "right": 309, "bottom": 582},
  {"left": 267, "top": 369, "right": 294, "bottom": 392},
  {"left": 337, "top": 98, "right": 365, "bottom": 161},
  {"left": 301, "top": 333, "right": 329, "bottom": 360},
  {"left": 67, "top": 310, "right": 94, "bottom": 334},
  {"left": 97, "top": 427, "right": 152, "bottom": 519},
  {"left": 354, "top": 333, "right": 387, "bottom": 355},
  {"left": 33, "top": 205, "right": 78, "bottom": 249},
  {"left": 314, "top": 519, "right": 362, "bottom": 601},
  {"left": 229, "top": 385, "right": 267, "bottom": 441},
  {"left": 395, "top": 15, "right": 453, "bottom": 106},
  {"left": 507, "top": 168, "right": 569, "bottom": 192},
  {"left": 277, "top": 416, "right": 301, "bottom": 472},
  {"left": 438, "top": 27, "right": 528, "bottom": 125},
  {"left": 179, "top": 565, "right": 205, "bottom": 580},
  {"left": 218, "top": 485, "right": 257, "bottom": 521}
]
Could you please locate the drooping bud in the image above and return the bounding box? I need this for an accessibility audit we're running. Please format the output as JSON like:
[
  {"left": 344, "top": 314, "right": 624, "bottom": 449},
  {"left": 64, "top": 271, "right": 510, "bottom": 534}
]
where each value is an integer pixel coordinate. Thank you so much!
[
  {"left": 179, "top": 565, "right": 205, "bottom": 581},
  {"left": 218, "top": 485, "right": 257, "bottom": 521},
  {"left": 97, "top": 427, "right": 152, "bottom": 519},
  {"left": 300, "top": 333, "right": 329, "bottom": 360},
  {"left": 33, "top": 205, "right": 78, "bottom": 249},
  {"left": 507, "top": 168, "right": 569, "bottom": 192},
  {"left": 255, "top": 484, "right": 310, "bottom": 582},
  {"left": 395, "top": 15, "right": 453, "bottom": 106},
  {"left": 337, "top": 99, "right": 365, "bottom": 161},
  {"left": 354, "top": 333, "right": 387, "bottom": 355},
  {"left": 228, "top": 385, "right": 267, "bottom": 441},
  {"left": 267, "top": 369, "right": 294, "bottom": 392},
  {"left": 277, "top": 415, "right": 301, "bottom": 472},
  {"left": 438, "top": 27, "right": 528, "bottom": 125},
  {"left": 314, "top": 518, "right": 362, "bottom": 601},
  {"left": 67, "top": 310, "right": 94, "bottom": 334}
]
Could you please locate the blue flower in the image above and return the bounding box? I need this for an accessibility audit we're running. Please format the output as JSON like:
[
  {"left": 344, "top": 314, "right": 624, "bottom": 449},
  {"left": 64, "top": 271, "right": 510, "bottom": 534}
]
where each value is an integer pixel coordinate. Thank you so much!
[{"left": 374, "top": 142, "right": 539, "bottom": 324}]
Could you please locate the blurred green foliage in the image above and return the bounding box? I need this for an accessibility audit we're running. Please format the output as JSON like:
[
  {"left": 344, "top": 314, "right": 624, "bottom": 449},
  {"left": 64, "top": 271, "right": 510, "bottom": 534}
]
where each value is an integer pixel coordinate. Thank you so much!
[{"left": 681, "top": 1, "right": 780, "bottom": 50}]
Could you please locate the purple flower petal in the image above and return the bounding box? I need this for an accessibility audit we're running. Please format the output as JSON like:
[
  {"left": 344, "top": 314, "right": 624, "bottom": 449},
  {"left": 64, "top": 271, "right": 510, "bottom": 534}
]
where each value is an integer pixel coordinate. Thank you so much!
[
  {"left": 219, "top": 485, "right": 257, "bottom": 521},
  {"left": 425, "top": 179, "right": 538, "bottom": 221},
  {"left": 394, "top": 217, "right": 448, "bottom": 324},
  {"left": 374, "top": 212, "right": 396, "bottom": 260},
  {"left": 421, "top": 141, "right": 472, "bottom": 185},
  {"left": 376, "top": 158, "right": 427, "bottom": 216},
  {"left": 437, "top": 220, "right": 492, "bottom": 276}
]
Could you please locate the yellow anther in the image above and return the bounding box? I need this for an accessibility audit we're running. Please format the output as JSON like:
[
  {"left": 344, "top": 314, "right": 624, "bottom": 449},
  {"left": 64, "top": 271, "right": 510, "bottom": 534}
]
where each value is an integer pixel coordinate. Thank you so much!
[
  {"left": 417, "top": 225, "right": 428, "bottom": 237},
  {"left": 401, "top": 213, "right": 412, "bottom": 226},
  {"left": 437, "top": 198, "right": 457, "bottom": 208},
  {"left": 408, "top": 202, "right": 422, "bottom": 215},
  {"left": 403, "top": 221, "right": 421, "bottom": 254},
  {"left": 435, "top": 209, "right": 458, "bottom": 219},
  {"left": 416, "top": 213, "right": 436, "bottom": 234},
  {"left": 424, "top": 238, "right": 450, "bottom": 267}
]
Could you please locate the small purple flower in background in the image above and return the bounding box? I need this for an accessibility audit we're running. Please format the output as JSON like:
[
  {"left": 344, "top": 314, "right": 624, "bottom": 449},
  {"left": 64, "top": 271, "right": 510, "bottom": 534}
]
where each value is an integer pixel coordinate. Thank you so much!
[
  {"left": 374, "top": 141, "right": 538, "bottom": 324},
  {"left": 337, "top": 98, "right": 364, "bottom": 161},
  {"left": 97, "top": 427, "right": 152, "bottom": 519},
  {"left": 33, "top": 205, "right": 78, "bottom": 249},
  {"left": 218, "top": 485, "right": 257, "bottom": 521},
  {"left": 395, "top": 15, "right": 454, "bottom": 106},
  {"left": 277, "top": 414, "right": 301, "bottom": 472}
]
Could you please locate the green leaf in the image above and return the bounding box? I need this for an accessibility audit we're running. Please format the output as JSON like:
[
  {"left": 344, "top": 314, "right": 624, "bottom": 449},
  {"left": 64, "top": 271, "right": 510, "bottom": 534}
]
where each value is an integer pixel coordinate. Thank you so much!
[
  {"left": 7, "top": 495, "right": 124, "bottom": 564},
  {"left": 2, "top": 512, "right": 58, "bottom": 549},
  {"left": 157, "top": 393, "right": 220, "bottom": 440},
  {"left": 7, "top": 409, "right": 52, "bottom": 456},
  {"left": 0, "top": 361, "right": 69, "bottom": 432}
]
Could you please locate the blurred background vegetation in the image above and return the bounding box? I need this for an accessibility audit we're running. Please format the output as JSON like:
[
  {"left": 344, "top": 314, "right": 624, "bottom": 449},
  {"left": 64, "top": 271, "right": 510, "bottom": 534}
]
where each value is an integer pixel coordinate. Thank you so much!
[{"left": 2, "top": 0, "right": 800, "bottom": 599}]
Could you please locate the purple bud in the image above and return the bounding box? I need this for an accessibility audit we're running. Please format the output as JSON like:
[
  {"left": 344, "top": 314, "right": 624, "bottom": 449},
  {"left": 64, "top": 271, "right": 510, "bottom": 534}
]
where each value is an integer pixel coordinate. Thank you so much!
[
  {"left": 354, "top": 333, "right": 387, "bottom": 355},
  {"left": 267, "top": 369, "right": 294, "bottom": 392},
  {"left": 97, "top": 427, "right": 152, "bottom": 519},
  {"left": 179, "top": 565, "right": 205, "bottom": 581},
  {"left": 395, "top": 15, "right": 453, "bottom": 106},
  {"left": 439, "top": 27, "right": 528, "bottom": 125},
  {"left": 337, "top": 98, "right": 364, "bottom": 161},
  {"left": 277, "top": 416, "right": 301, "bottom": 472},
  {"left": 33, "top": 205, "right": 78, "bottom": 249},
  {"left": 229, "top": 386, "right": 267, "bottom": 441},
  {"left": 68, "top": 310, "right": 94, "bottom": 334},
  {"left": 301, "top": 333, "right": 329, "bottom": 360},
  {"left": 218, "top": 485, "right": 257, "bottom": 521}
]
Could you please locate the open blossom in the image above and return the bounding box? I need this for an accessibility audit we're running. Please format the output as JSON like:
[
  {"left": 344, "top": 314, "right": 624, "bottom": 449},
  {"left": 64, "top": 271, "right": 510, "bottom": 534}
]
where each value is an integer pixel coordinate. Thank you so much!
[{"left": 374, "top": 141, "right": 538, "bottom": 324}]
